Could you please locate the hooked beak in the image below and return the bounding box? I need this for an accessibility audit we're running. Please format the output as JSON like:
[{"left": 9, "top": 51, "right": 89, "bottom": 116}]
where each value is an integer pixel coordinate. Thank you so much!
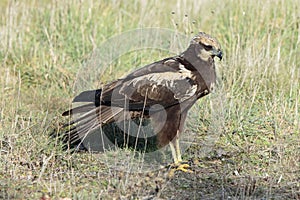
[{"left": 213, "top": 49, "right": 223, "bottom": 60}]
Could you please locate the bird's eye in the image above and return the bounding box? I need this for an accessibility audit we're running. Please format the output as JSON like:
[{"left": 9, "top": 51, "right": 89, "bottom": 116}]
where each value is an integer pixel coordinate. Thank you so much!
[{"left": 203, "top": 44, "right": 213, "bottom": 50}]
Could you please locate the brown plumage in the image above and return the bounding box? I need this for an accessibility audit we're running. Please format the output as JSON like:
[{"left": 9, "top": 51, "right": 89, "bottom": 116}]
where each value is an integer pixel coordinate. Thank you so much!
[{"left": 62, "top": 32, "right": 222, "bottom": 165}]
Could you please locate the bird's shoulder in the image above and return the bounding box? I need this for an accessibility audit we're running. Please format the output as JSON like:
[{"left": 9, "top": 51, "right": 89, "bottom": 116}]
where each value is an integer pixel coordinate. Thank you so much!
[{"left": 123, "top": 56, "right": 183, "bottom": 80}]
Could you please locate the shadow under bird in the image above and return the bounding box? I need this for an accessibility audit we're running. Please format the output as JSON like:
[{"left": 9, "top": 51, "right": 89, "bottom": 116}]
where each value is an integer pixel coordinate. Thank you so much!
[{"left": 62, "top": 32, "right": 222, "bottom": 172}]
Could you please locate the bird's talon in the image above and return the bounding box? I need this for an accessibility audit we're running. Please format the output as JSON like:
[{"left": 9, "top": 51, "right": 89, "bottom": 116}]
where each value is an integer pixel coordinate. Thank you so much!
[
  {"left": 176, "top": 163, "right": 191, "bottom": 172},
  {"left": 168, "top": 163, "right": 193, "bottom": 177}
]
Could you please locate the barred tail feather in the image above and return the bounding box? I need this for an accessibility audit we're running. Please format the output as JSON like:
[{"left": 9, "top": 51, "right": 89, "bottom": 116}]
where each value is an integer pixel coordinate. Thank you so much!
[{"left": 62, "top": 105, "right": 124, "bottom": 145}]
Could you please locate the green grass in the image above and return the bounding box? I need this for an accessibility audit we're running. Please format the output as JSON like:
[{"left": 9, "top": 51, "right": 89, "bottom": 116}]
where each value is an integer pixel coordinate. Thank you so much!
[{"left": 1, "top": 0, "right": 299, "bottom": 199}]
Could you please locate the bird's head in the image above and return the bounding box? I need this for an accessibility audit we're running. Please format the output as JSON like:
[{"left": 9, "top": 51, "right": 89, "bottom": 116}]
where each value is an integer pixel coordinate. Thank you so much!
[{"left": 190, "top": 32, "right": 222, "bottom": 61}]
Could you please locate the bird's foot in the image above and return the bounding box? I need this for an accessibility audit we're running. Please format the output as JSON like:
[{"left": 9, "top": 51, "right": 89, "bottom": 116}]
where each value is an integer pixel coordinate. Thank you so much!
[
  {"left": 168, "top": 162, "right": 193, "bottom": 177},
  {"left": 176, "top": 163, "right": 190, "bottom": 172}
]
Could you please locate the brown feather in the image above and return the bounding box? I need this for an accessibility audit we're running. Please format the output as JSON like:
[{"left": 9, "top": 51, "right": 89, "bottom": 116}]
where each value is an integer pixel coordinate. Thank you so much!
[{"left": 61, "top": 32, "right": 222, "bottom": 160}]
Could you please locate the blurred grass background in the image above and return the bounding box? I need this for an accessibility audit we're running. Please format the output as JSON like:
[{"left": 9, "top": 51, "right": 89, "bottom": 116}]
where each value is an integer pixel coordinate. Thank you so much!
[{"left": 0, "top": 0, "right": 299, "bottom": 199}]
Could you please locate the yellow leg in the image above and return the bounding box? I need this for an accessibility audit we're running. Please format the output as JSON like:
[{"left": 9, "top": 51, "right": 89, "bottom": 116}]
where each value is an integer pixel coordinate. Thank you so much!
[
  {"left": 170, "top": 133, "right": 183, "bottom": 163},
  {"left": 169, "top": 141, "right": 178, "bottom": 163},
  {"left": 168, "top": 136, "right": 192, "bottom": 177},
  {"left": 175, "top": 137, "right": 182, "bottom": 163}
]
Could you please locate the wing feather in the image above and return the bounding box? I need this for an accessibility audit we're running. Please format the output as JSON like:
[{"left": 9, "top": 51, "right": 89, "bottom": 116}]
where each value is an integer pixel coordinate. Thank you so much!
[{"left": 103, "top": 58, "right": 198, "bottom": 111}]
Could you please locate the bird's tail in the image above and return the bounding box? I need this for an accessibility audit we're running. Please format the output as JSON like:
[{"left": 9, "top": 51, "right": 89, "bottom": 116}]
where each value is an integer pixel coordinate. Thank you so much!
[
  {"left": 61, "top": 88, "right": 125, "bottom": 145},
  {"left": 62, "top": 89, "right": 101, "bottom": 116},
  {"left": 62, "top": 105, "right": 123, "bottom": 144},
  {"left": 72, "top": 89, "right": 102, "bottom": 104}
]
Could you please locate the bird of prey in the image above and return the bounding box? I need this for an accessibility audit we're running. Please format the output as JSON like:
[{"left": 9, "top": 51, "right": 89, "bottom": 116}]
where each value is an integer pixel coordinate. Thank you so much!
[{"left": 62, "top": 32, "right": 222, "bottom": 171}]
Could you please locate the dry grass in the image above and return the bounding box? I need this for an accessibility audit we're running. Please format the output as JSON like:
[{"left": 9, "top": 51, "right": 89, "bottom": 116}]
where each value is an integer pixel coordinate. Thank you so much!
[{"left": 0, "top": 0, "right": 299, "bottom": 199}]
